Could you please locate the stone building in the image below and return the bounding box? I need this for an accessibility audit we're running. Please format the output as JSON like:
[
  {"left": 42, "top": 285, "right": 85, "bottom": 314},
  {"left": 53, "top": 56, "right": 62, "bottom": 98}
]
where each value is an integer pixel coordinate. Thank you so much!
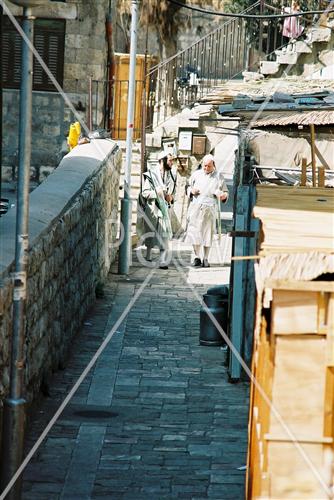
[
  {"left": 2, "top": 0, "right": 112, "bottom": 183},
  {"left": 1, "top": 0, "right": 226, "bottom": 184}
]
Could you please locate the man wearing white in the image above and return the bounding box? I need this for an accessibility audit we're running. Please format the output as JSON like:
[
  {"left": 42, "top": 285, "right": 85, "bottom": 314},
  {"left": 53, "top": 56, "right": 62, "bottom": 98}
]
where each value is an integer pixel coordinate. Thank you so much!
[{"left": 185, "top": 154, "right": 229, "bottom": 267}]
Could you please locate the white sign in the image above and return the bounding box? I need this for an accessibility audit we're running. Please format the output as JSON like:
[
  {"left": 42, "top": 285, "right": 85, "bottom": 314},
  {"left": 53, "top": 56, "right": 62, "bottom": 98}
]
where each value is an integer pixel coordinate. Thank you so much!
[
  {"left": 178, "top": 131, "right": 192, "bottom": 151},
  {"left": 162, "top": 139, "right": 177, "bottom": 157}
]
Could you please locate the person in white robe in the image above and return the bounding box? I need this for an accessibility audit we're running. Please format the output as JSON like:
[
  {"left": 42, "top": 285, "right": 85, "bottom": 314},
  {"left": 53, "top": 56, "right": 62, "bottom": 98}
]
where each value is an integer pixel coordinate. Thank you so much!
[{"left": 185, "top": 154, "right": 228, "bottom": 267}]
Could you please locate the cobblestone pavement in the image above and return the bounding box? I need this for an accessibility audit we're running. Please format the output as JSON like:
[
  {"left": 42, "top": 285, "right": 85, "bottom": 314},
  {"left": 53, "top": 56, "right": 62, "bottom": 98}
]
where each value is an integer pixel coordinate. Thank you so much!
[{"left": 21, "top": 243, "right": 249, "bottom": 499}]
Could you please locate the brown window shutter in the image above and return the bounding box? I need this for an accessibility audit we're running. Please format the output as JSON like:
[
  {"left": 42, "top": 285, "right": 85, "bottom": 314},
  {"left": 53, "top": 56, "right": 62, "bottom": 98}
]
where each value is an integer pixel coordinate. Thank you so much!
[
  {"left": 2, "top": 17, "right": 65, "bottom": 92},
  {"left": 2, "top": 18, "right": 22, "bottom": 89}
]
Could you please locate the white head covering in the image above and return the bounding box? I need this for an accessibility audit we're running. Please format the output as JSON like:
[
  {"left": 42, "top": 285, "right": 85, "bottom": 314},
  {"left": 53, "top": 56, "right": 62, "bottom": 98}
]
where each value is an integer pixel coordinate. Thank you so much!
[
  {"left": 158, "top": 150, "right": 169, "bottom": 161},
  {"left": 202, "top": 154, "right": 215, "bottom": 165}
]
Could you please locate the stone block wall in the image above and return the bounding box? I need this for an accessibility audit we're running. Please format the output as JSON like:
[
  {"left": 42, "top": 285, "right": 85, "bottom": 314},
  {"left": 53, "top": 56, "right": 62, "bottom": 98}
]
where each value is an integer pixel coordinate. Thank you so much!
[
  {"left": 0, "top": 139, "right": 121, "bottom": 405},
  {"left": 63, "top": 0, "right": 110, "bottom": 131},
  {"left": 2, "top": 0, "right": 111, "bottom": 181},
  {"left": 2, "top": 90, "right": 65, "bottom": 183}
]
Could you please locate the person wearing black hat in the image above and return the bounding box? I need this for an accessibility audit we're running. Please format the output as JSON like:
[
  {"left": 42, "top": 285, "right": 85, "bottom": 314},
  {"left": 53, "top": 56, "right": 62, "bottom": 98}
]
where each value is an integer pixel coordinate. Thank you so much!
[{"left": 137, "top": 151, "right": 176, "bottom": 269}]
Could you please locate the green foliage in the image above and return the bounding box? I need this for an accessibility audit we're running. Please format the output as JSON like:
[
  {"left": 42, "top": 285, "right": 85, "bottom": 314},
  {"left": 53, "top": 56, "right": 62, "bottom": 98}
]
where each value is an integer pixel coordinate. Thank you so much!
[{"left": 224, "top": 0, "right": 259, "bottom": 14}]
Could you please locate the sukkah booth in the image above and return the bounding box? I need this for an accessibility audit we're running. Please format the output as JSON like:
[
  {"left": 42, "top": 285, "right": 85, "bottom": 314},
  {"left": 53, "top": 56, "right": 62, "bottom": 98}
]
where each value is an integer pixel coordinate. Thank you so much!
[{"left": 246, "top": 185, "right": 334, "bottom": 499}]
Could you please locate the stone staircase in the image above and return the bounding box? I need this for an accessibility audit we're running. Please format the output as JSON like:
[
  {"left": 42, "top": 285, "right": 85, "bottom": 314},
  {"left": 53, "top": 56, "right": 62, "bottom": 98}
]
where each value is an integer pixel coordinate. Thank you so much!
[{"left": 260, "top": 23, "right": 334, "bottom": 78}]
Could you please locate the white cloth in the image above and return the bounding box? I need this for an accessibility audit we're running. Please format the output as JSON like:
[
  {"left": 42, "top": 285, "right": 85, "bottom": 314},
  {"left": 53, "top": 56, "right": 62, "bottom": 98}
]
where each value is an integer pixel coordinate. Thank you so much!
[
  {"left": 185, "top": 168, "right": 228, "bottom": 247},
  {"left": 137, "top": 167, "right": 176, "bottom": 249}
]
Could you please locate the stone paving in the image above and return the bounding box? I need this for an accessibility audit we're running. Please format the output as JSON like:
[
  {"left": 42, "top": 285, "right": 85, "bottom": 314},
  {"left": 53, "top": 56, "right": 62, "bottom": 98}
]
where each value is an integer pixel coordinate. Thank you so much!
[{"left": 21, "top": 242, "right": 249, "bottom": 500}]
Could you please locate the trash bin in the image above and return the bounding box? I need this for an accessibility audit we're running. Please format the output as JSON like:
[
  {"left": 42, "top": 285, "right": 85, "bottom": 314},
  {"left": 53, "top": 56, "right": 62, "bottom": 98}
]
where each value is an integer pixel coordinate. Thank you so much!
[{"left": 199, "top": 285, "right": 229, "bottom": 346}]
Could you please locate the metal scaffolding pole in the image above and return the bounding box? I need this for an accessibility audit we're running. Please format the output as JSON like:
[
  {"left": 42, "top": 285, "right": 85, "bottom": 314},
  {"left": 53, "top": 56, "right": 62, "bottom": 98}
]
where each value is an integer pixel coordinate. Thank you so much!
[
  {"left": 0, "top": 6, "right": 35, "bottom": 499},
  {"left": 118, "top": 0, "right": 139, "bottom": 274}
]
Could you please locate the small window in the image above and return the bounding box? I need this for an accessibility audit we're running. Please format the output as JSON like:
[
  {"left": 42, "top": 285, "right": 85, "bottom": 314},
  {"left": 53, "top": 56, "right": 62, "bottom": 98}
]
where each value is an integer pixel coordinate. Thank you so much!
[{"left": 2, "top": 16, "right": 65, "bottom": 92}]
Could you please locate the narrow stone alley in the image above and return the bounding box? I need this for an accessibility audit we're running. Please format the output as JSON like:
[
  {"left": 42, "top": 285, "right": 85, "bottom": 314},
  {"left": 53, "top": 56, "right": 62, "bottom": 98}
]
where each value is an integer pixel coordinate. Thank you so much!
[{"left": 22, "top": 243, "right": 249, "bottom": 499}]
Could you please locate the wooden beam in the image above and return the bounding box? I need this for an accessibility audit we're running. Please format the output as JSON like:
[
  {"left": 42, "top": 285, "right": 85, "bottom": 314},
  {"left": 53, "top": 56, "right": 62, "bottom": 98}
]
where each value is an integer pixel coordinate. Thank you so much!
[
  {"left": 5, "top": 1, "right": 77, "bottom": 19},
  {"left": 264, "top": 433, "right": 333, "bottom": 444},
  {"left": 318, "top": 166, "right": 325, "bottom": 188},
  {"left": 301, "top": 157, "right": 307, "bottom": 186},
  {"left": 264, "top": 279, "right": 334, "bottom": 293},
  {"left": 309, "top": 124, "right": 317, "bottom": 187}
]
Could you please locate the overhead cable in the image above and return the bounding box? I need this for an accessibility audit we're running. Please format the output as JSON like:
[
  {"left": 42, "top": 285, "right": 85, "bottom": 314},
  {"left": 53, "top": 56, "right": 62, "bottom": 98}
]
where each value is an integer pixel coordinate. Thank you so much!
[{"left": 167, "top": 0, "right": 334, "bottom": 19}]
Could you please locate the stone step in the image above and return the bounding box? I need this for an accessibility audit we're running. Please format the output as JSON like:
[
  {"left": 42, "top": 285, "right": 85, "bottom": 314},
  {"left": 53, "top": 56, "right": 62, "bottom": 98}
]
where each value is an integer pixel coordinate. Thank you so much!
[
  {"left": 275, "top": 50, "right": 298, "bottom": 65},
  {"left": 295, "top": 40, "right": 313, "bottom": 54},
  {"left": 260, "top": 60, "right": 280, "bottom": 76},
  {"left": 120, "top": 171, "right": 141, "bottom": 178},
  {"left": 121, "top": 158, "right": 142, "bottom": 167},
  {"left": 119, "top": 185, "right": 141, "bottom": 195},
  {"left": 309, "top": 27, "right": 331, "bottom": 43},
  {"left": 145, "top": 132, "right": 163, "bottom": 148}
]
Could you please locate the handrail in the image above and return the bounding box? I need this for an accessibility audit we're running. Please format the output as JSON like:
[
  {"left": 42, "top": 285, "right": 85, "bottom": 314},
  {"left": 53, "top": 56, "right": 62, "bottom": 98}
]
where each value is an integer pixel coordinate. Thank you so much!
[
  {"left": 144, "top": 1, "right": 273, "bottom": 130},
  {"left": 147, "top": 0, "right": 261, "bottom": 77},
  {"left": 143, "top": 0, "right": 325, "bottom": 132}
]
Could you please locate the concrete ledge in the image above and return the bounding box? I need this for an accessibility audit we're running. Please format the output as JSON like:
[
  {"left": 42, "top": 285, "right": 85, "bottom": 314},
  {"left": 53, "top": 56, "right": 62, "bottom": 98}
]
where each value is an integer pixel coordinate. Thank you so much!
[{"left": 5, "top": 2, "right": 78, "bottom": 19}]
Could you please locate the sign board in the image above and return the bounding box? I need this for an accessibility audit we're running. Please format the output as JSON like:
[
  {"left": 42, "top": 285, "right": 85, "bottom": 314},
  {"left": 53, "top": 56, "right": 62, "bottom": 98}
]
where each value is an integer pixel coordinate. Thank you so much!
[
  {"left": 162, "top": 139, "right": 177, "bottom": 157},
  {"left": 192, "top": 135, "right": 207, "bottom": 155},
  {"left": 178, "top": 131, "right": 193, "bottom": 151}
]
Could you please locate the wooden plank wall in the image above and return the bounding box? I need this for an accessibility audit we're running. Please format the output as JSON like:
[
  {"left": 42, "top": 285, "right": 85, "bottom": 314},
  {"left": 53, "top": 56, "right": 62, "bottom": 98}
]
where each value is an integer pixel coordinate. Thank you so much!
[{"left": 247, "top": 283, "right": 334, "bottom": 499}]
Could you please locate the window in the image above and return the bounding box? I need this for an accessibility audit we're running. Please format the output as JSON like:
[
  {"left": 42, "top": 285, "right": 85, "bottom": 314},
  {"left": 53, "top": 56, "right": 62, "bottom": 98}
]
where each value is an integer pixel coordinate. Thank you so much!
[{"left": 2, "top": 17, "right": 65, "bottom": 92}]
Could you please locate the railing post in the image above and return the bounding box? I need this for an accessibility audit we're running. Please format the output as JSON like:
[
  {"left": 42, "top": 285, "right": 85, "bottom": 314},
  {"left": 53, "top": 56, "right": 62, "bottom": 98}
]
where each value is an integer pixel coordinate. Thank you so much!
[
  {"left": 88, "top": 76, "right": 93, "bottom": 132},
  {"left": 259, "top": 0, "right": 264, "bottom": 56}
]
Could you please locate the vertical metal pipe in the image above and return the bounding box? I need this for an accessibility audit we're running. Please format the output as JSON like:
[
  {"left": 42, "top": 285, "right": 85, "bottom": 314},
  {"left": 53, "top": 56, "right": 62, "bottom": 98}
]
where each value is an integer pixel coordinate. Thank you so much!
[
  {"left": 106, "top": 11, "right": 115, "bottom": 132},
  {"left": 88, "top": 76, "right": 93, "bottom": 131},
  {"left": 228, "top": 23, "right": 232, "bottom": 80},
  {"left": 118, "top": 0, "right": 138, "bottom": 274},
  {"left": 140, "top": 84, "right": 147, "bottom": 184},
  {"left": 0, "top": 8, "right": 34, "bottom": 499},
  {"left": 222, "top": 27, "right": 227, "bottom": 80},
  {"left": 259, "top": 0, "right": 264, "bottom": 56},
  {"left": 95, "top": 80, "right": 99, "bottom": 129}
]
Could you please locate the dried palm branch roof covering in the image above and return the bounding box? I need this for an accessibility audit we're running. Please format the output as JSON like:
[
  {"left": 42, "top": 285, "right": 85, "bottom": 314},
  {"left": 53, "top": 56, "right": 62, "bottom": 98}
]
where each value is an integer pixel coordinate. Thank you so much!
[
  {"left": 203, "top": 77, "right": 334, "bottom": 103},
  {"left": 254, "top": 185, "right": 334, "bottom": 282},
  {"left": 251, "top": 110, "right": 334, "bottom": 126}
]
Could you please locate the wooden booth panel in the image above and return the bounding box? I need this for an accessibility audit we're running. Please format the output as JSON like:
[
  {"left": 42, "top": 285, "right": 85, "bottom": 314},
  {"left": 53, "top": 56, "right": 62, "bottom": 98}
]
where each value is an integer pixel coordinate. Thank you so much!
[
  {"left": 271, "top": 290, "right": 318, "bottom": 334},
  {"left": 267, "top": 441, "right": 332, "bottom": 499},
  {"left": 269, "top": 336, "right": 327, "bottom": 436}
]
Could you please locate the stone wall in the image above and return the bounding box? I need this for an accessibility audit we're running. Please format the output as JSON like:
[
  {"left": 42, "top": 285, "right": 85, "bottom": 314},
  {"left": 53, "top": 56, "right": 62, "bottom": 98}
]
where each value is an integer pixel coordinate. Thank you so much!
[
  {"left": 2, "top": 90, "right": 65, "bottom": 183},
  {"left": 63, "top": 0, "right": 110, "bottom": 129},
  {"left": 2, "top": 0, "right": 111, "bottom": 181},
  {"left": 0, "top": 139, "right": 121, "bottom": 405}
]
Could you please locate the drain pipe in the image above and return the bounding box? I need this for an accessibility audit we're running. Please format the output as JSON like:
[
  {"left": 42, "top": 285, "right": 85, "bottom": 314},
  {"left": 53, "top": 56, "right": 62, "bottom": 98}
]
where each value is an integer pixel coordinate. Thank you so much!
[
  {"left": 118, "top": 0, "right": 139, "bottom": 274},
  {"left": 0, "top": 5, "right": 36, "bottom": 499},
  {"left": 105, "top": 10, "right": 115, "bottom": 132}
]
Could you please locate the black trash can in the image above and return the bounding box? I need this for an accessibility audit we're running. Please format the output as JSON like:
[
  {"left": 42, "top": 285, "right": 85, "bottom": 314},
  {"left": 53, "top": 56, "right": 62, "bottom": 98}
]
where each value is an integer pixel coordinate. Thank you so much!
[{"left": 199, "top": 286, "right": 229, "bottom": 346}]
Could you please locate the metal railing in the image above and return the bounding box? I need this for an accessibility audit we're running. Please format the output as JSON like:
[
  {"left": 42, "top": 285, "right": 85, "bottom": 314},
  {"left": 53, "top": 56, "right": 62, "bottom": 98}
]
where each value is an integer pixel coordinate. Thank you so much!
[
  {"left": 143, "top": 0, "right": 303, "bottom": 129},
  {"left": 88, "top": 0, "right": 323, "bottom": 137},
  {"left": 143, "top": 0, "right": 322, "bottom": 130}
]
